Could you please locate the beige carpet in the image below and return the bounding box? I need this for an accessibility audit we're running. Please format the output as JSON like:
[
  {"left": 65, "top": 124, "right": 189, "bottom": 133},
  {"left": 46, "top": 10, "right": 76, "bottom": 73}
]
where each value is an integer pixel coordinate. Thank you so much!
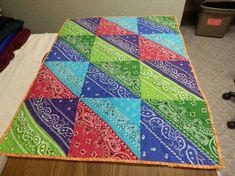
[{"left": 181, "top": 25, "right": 235, "bottom": 176}]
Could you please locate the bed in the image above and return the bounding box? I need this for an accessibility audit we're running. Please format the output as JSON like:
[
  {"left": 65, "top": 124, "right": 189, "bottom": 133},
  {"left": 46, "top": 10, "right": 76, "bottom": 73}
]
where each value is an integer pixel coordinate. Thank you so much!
[{"left": 0, "top": 33, "right": 57, "bottom": 173}]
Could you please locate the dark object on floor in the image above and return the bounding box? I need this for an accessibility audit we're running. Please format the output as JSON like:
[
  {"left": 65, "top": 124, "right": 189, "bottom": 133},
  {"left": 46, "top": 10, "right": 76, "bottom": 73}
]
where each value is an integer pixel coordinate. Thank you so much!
[
  {"left": 195, "top": 2, "right": 235, "bottom": 38},
  {"left": 222, "top": 79, "right": 235, "bottom": 129},
  {"left": 227, "top": 121, "right": 235, "bottom": 129},
  {"left": 222, "top": 91, "right": 235, "bottom": 100},
  {"left": 0, "top": 28, "right": 31, "bottom": 72}
]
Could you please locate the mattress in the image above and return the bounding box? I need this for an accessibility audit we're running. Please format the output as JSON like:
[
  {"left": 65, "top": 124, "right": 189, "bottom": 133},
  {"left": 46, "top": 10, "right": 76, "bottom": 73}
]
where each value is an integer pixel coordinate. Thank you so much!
[
  {"left": 0, "top": 33, "right": 57, "bottom": 137},
  {"left": 0, "top": 33, "right": 57, "bottom": 173}
]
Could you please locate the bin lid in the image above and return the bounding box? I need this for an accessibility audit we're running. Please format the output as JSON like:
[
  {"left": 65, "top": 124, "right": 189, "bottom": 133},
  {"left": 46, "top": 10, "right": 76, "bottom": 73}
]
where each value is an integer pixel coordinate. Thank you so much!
[
  {"left": 200, "top": 2, "right": 235, "bottom": 14},
  {"left": 202, "top": 1, "right": 235, "bottom": 9},
  {"left": 203, "top": 0, "right": 235, "bottom": 2}
]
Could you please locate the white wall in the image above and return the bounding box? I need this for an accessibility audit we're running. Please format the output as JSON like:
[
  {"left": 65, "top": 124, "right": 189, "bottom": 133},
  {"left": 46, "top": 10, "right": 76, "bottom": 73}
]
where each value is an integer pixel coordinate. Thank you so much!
[{"left": 0, "top": 0, "right": 186, "bottom": 33}]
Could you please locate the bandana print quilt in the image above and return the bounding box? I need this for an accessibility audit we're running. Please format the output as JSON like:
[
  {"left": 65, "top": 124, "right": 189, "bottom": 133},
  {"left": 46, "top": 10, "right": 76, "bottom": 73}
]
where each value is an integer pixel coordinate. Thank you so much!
[{"left": 0, "top": 16, "right": 223, "bottom": 169}]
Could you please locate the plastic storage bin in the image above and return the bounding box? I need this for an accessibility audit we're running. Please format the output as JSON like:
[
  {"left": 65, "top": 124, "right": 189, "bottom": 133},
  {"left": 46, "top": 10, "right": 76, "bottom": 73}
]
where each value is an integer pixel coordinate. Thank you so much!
[{"left": 195, "top": 2, "right": 235, "bottom": 37}]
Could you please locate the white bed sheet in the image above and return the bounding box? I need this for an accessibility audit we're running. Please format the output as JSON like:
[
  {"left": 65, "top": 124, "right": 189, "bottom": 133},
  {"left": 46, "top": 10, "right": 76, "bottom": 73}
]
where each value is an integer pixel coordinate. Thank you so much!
[{"left": 0, "top": 33, "right": 57, "bottom": 173}]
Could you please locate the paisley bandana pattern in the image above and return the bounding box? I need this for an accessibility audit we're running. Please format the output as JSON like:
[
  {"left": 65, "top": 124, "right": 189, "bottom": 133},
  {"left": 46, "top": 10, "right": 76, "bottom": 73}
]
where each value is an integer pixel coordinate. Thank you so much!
[
  {"left": 0, "top": 16, "right": 223, "bottom": 169},
  {"left": 69, "top": 101, "right": 138, "bottom": 160},
  {"left": 26, "top": 65, "right": 76, "bottom": 99},
  {"left": 25, "top": 98, "right": 79, "bottom": 154}
]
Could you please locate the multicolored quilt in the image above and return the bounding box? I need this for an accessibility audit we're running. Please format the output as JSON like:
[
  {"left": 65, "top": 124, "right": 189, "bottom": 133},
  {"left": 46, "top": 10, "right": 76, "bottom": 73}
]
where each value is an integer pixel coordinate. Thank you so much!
[{"left": 0, "top": 16, "right": 223, "bottom": 169}]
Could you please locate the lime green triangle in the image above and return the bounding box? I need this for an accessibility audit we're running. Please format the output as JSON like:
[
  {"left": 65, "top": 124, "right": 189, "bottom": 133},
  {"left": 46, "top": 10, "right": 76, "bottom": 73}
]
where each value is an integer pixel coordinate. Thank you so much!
[
  {"left": 60, "top": 35, "right": 96, "bottom": 60},
  {"left": 0, "top": 104, "right": 65, "bottom": 156},
  {"left": 142, "top": 16, "right": 178, "bottom": 32},
  {"left": 140, "top": 63, "right": 202, "bottom": 101},
  {"left": 90, "top": 36, "right": 137, "bottom": 62},
  {"left": 59, "top": 19, "right": 94, "bottom": 36}
]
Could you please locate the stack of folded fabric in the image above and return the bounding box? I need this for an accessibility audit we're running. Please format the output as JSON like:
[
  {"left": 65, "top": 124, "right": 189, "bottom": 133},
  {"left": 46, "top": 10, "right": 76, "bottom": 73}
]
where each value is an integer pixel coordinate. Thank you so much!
[{"left": 0, "top": 16, "right": 31, "bottom": 72}]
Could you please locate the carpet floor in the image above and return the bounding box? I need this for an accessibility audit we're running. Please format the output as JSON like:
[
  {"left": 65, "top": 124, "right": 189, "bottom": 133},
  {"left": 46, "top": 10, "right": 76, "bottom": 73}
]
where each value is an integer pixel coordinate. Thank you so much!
[{"left": 181, "top": 25, "right": 235, "bottom": 176}]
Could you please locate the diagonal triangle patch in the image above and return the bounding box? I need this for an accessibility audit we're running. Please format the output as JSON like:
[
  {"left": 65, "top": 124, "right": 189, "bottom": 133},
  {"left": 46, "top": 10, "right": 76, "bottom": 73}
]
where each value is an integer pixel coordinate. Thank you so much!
[
  {"left": 60, "top": 35, "right": 96, "bottom": 60},
  {"left": 45, "top": 61, "right": 89, "bottom": 97},
  {"left": 108, "top": 98, "right": 141, "bottom": 128},
  {"left": 96, "top": 18, "right": 135, "bottom": 36},
  {"left": 137, "top": 17, "right": 177, "bottom": 34},
  {"left": 73, "top": 17, "right": 101, "bottom": 34},
  {"left": 140, "top": 62, "right": 202, "bottom": 101},
  {"left": 142, "top": 16, "right": 178, "bottom": 33},
  {"left": 139, "top": 35, "right": 187, "bottom": 61},
  {"left": 105, "top": 17, "right": 138, "bottom": 34},
  {"left": 142, "top": 34, "right": 187, "bottom": 58},
  {"left": 81, "top": 64, "right": 138, "bottom": 98},
  {"left": 59, "top": 20, "right": 94, "bottom": 36},
  {"left": 0, "top": 103, "right": 66, "bottom": 156},
  {"left": 144, "top": 60, "right": 202, "bottom": 98},
  {"left": 92, "top": 60, "right": 141, "bottom": 97},
  {"left": 99, "top": 34, "right": 139, "bottom": 59},
  {"left": 144, "top": 99, "right": 220, "bottom": 164},
  {"left": 81, "top": 98, "right": 141, "bottom": 158},
  {"left": 90, "top": 36, "right": 137, "bottom": 63},
  {"left": 140, "top": 101, "right": 215, "bottom": 165},
  {"left": 26, "top": 64, "right": 77, "bottom": 99},
  {"left": 69, "top": 101, "right": 138, "bottom": 159},
  {"left": 25, "top": 98, "right": 79, "bottom": 155},
  {"left": 45, "top": 38, "right": 87, "bottom": 62}
]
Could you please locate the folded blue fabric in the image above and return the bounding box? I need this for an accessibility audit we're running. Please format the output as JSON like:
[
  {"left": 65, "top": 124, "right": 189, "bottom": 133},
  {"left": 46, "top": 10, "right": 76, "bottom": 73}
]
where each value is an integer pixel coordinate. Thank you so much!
[{"left": 0, "top": 30, "right": 18, "bottom": 54}]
